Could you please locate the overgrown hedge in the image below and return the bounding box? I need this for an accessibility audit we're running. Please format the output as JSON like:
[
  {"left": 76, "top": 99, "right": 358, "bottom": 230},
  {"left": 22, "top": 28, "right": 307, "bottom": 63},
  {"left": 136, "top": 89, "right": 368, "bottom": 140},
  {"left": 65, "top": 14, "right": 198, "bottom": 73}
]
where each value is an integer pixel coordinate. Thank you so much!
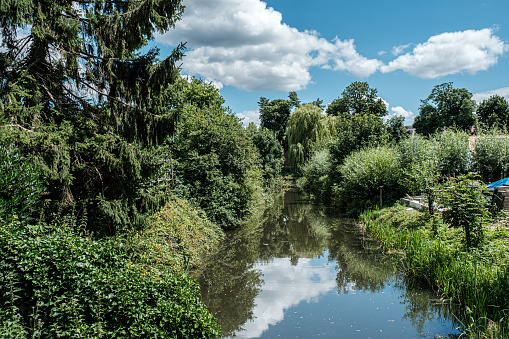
[{"left": 0, "top": 227, "right": 220, "bottom": 338}]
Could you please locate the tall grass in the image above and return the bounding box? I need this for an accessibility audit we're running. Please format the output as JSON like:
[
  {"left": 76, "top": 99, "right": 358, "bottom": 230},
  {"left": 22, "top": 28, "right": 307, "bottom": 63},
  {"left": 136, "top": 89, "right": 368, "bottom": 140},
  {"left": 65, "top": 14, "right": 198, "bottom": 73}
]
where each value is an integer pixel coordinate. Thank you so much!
[{"left": 360, "top": 205, "right": 509, "bottom": 338}]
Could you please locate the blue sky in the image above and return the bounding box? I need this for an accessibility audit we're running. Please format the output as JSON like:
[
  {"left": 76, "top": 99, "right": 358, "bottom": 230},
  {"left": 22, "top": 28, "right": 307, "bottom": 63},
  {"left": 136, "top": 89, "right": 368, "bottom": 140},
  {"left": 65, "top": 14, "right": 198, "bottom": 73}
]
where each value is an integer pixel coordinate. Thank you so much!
[{"left": 154, "top": 0, "right": 509, "bottom": 126}]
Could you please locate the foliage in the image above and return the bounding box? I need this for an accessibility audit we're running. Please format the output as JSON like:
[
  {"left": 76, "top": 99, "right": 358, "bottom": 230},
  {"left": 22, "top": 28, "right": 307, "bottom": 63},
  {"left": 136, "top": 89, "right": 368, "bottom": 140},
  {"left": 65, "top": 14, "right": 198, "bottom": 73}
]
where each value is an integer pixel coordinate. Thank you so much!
[
  {"left": 0, "top": 227, "right": 220, "bottom": 338},
  {"left": 334, "top": 145, "right": 404, "bottom": 215},
  {"left": 413, "top": 82, "right": 476, "bottom": 135},
  {"left": 0, "top": 0, "right": 186, "bottom": 234},
  {"left": 125, "top": 197, "right": 224, "bottom": 274},
  {"left": 397, "top": 135, "right": 441, "bottom": 196},
  {"left": 258, "top": 92, "right": 299, "bottom": 144},
  {"left": 0, "top": 142, "right": 45, "bottom": 224},
  {"left": 299, "top": 149, "right": 333, "bottom": 203},
  {"left": 168, "top": 95, "right": 261, "bottom": 229},
  {"left": 361, "top": 205, "right": 509, "bottom": 339},
  {"left": 325, "top": 81, "right": 387, "bottom": 118},
  {"left": 471, "top": 128, "right": 509, "bottom": 182},
  {"left": 385, "top": 115, "right": 408, "bottom": 142},
  {"left": 438, "top": 174, "right": 490, "bottom": 249},
  {"left": 286, "top": 104, "right": 330, "bottom": 173},
  {"left": 247, "top": 124, "right": 284, "bottom": 187},
  {"left": 433, "top": 129, "right": 471, "bottom": 176},
  {"left": 328, "top": 114, "right": 388, "bottom": 173},
  {"left": 476, "top": 95, "right": 509, "bottom": 129}
]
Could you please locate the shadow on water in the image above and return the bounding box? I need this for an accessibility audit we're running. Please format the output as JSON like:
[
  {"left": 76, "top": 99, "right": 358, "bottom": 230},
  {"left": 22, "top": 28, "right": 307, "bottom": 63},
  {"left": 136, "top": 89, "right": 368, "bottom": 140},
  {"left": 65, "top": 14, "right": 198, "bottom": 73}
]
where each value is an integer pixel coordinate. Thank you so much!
[{"left": 197, "top": 190, "right": 463, "bottom": 338}]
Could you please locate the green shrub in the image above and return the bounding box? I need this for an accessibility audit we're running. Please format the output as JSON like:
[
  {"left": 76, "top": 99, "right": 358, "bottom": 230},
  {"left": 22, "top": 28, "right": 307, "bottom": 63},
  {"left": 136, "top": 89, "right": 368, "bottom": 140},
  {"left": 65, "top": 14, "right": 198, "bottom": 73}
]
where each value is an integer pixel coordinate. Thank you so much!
[
  {"left": 472, "top": 129, "right": 509, "bottom": 182},
  {"left": 0, "top": 143, "right": 45, "bottom": 224},
  {"left": 433, "top": 129, "right": 471, "bottom": 176},
  {"left": 126, "top": 197, "right": 224, "bottom": 273},
  {"left": 334, "top": 145, "right": 403, "bottom": 215},
  {"left": 0, "top": 228, "right": 220, "bottom": 338},
  {"left": 300, "top": 149, "right": 333, "bottom": 203},
  {"left": 397, "top": 135, "right": 441, "bottom": 195}
]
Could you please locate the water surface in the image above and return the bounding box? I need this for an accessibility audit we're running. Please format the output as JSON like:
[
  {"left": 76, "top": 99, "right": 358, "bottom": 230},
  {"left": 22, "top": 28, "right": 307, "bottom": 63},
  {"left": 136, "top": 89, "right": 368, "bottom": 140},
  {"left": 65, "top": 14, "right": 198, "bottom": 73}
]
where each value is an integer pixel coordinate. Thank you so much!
[{"left": 198, "top": 190, "right": 461, "bottom": 338}]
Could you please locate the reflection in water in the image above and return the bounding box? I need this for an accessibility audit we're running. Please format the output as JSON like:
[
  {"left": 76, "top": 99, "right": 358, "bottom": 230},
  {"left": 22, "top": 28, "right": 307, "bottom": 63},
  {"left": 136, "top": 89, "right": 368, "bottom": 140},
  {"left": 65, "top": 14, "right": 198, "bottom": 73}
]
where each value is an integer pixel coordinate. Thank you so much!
[{"left": 198, "top": 190, "right": 461, "bottom": 338}]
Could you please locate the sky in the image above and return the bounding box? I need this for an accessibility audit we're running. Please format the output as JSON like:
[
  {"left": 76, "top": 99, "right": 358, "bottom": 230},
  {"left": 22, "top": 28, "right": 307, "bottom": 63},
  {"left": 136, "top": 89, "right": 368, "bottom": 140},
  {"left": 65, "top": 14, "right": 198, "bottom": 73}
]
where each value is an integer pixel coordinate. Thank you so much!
[{"left": 153, "top": 0, "right": 509, "bottom": 126}]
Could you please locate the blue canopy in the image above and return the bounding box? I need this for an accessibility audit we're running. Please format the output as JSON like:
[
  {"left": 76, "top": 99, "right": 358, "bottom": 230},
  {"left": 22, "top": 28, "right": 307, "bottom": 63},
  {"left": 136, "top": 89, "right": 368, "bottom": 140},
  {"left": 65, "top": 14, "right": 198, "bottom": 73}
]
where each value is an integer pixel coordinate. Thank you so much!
[{"left": 487, "top": 177, "right": 509, "bottom": 189}]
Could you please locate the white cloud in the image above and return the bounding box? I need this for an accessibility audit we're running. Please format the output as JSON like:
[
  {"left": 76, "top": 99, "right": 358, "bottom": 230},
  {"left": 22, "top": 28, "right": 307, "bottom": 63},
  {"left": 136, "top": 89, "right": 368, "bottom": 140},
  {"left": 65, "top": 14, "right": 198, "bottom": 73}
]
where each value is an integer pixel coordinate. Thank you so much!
[
  {"left": 380, "top": 28, "right": 508, "bottom": 78},
  {"left": 472, "top": 87, "right": 509, "bottom": 103},
  {"left": 391, "top": 43, "right": 412, "bottom": 56},
  {"left": 156, "top": 0, "right": 382, "bottom": 91},
  {"left": 237, "top": 110, "right": 260, "bottom": 126}
]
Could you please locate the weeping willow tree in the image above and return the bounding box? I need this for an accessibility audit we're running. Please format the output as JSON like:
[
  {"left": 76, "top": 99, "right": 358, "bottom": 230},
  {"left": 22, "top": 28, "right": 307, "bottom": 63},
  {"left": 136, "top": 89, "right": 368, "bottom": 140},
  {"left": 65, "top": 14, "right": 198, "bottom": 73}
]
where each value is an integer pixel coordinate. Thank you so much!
[
  {"left": 0, "top": 0, "right": 185, "bottom": 234},
  {"left": 286, "top": 104, "right": 338, "bottom": 173}
]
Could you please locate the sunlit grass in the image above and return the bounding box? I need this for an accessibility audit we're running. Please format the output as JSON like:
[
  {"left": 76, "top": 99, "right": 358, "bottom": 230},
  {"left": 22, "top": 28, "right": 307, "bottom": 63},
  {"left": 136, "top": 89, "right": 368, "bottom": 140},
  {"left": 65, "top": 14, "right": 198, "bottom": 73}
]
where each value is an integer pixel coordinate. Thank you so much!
[{"left": 360, "top": 204, "right": 509, "bottom": 338}]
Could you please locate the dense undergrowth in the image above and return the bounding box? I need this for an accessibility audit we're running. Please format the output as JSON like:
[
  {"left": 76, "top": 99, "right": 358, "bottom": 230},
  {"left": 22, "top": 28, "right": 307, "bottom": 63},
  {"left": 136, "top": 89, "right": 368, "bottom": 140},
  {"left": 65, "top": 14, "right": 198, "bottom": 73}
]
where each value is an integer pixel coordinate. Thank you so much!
[{"left": 360, "top": 204, "right": 509, "bottom": 338}]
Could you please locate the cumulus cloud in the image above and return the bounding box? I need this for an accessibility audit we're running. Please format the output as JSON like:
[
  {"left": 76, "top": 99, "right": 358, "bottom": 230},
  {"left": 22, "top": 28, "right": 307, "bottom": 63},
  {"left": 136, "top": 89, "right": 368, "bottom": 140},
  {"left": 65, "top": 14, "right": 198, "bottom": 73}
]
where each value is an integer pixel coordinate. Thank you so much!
[
  {"left": 472, "top": 87, "right": 509, "bottom": 103},
  {"left": 156, "top": 0, "right": 382, "bottom": 91},
  {"left": 380, "top": 28, "right": 508, "bottom": 78}
]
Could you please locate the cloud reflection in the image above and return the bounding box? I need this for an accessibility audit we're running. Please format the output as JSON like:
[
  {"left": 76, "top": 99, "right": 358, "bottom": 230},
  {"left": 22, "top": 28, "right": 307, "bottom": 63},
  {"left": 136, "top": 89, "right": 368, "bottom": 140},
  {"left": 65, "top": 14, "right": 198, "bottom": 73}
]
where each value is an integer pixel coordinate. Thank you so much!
[{"left": 233, "top": 254, "right": 337, "bottom": 338}]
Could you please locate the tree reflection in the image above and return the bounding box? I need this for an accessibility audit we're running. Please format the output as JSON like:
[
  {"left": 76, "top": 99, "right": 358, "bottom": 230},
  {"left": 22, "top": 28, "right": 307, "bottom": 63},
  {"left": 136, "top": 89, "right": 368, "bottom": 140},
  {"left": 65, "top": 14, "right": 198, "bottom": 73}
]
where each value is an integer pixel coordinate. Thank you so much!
[
  {"left": 327, "top": 219, "right": 397, "bottom": 293},
  {"left": 198, "top": 190, "right": 462, "bottom": 338}
]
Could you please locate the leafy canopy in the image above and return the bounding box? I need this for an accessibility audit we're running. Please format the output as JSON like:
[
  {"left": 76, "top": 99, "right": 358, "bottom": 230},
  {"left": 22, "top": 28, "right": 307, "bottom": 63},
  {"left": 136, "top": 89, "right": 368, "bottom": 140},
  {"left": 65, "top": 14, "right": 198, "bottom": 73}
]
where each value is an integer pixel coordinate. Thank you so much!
[
  {"left": 0, "top": 0, "right": 186, "bottom": 233},
  {"left": 326, "top": 81, "right": 387, "bottom": 118},
  {"left": 414, "top": 82, "right": 476, "bottom": 135}
]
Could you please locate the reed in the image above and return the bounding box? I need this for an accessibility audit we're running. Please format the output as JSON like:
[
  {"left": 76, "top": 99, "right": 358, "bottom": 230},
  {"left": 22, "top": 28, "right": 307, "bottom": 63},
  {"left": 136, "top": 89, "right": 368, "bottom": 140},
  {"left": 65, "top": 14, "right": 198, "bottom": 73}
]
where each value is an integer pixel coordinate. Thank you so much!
[{"left": 360, "top": 205, "right": 509, "bottom": 338}]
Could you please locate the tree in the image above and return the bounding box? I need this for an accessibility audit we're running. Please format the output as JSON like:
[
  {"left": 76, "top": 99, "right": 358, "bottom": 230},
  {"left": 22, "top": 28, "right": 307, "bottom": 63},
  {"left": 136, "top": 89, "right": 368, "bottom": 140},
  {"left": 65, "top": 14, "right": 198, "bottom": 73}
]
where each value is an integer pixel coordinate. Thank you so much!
[
  {"left": 0, "top": 0, "right": 185, "bottom": 233},
  {"left": 386, "top": 115, "right": 408, "bottom": 142},
  {"left": 286, "top": 104, "right": 323, "bottom": 173},
  {"left": 476, "top": 95, "right": 509, "bottom": 128},
  {"left": 247, "top": 124, "right": 284, "bottom": 187},
  {"left": 259, "top": 92, "right": 300, "bottom": 144},
  {"left": 326, "top": 81, "right": 387, "bottom": 118},
  {"left": 414, "top": 83, "right": 476, "bottom": 135}
]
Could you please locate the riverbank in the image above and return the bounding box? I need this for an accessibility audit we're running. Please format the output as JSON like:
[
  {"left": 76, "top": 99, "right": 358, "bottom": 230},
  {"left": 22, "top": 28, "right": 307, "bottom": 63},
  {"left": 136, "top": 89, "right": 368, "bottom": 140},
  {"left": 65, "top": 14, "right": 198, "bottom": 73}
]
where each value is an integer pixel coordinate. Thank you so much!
[{"left": 359, "top": 204, "right": 509, "bottom": 338}]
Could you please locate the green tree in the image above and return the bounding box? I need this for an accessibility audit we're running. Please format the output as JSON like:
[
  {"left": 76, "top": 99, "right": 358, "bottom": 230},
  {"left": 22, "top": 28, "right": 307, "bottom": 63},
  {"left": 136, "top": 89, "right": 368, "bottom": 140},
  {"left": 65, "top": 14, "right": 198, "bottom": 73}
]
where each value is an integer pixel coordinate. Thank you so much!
[
  {"left": 286, "top": 104, "right": 324, "bottom": 173},
  {"left": 0, "top": 0, "right": 185, "bottom": 234},
  {"left": 476, "top": 95, "right": 509, "bottom": 128},
  {"left": 167, "top": 83, "right": 261, "bottom": 229},
  {"left": 414, "top": 83, "right": 476, "bottom": 135},
  {"left": 247, "top": 124, "right": 284, "bottom": 187},
  {"left": 326, "top": 81, "right": 388, "bottom": 118},
  {"left": 439, "top": 174, "right": 490, "bottom": 249},
  {"left": 259, "top": 92, "right": 300, "bottom": 144},
  {"left": 386, "top": 115, "right": 408, "bottom": 142}
]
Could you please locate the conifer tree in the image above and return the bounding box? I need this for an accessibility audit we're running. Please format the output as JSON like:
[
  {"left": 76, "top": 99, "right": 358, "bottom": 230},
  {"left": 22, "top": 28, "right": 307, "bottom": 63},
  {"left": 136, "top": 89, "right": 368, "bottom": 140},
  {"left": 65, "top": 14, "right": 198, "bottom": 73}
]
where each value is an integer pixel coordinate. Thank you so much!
[{"left": 0, "top": 0, "right": 185, "bottom": 233}]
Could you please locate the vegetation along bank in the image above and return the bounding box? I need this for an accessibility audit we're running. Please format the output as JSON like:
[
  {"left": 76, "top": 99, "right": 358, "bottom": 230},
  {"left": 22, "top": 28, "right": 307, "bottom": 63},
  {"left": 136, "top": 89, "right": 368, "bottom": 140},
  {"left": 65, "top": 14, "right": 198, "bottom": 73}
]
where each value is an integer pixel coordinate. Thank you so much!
[{"left": 3, "top": 0, "right": 509, "bottom": 337}]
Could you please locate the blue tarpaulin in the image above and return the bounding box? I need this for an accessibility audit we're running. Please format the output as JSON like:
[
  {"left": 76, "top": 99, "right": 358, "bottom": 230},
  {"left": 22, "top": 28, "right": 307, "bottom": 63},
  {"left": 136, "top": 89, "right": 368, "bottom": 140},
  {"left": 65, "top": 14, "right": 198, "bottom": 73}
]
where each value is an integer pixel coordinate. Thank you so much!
[{"left": 487, "top": 177, "right": 509, "bottom": 189}]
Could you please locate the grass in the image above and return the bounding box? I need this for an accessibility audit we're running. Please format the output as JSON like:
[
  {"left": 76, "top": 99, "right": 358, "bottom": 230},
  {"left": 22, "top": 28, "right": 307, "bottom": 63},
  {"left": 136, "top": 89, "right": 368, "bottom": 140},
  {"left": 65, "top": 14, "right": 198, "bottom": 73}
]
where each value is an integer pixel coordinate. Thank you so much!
[{"left": 360, "top": 204, "right": 509, "bottom": 339}]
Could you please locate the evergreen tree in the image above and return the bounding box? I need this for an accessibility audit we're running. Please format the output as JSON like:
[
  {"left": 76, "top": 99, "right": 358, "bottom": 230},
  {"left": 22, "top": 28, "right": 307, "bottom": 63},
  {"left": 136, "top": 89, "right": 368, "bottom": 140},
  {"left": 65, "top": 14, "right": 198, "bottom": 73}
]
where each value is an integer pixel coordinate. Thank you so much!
[{"left": 0, "top": 0, "right": 185, "bottom": 234}]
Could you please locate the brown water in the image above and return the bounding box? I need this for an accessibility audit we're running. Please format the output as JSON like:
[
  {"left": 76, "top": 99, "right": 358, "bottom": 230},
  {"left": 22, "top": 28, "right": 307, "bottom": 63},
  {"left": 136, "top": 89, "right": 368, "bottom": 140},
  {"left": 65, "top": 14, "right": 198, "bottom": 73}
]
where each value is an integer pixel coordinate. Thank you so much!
[{"left": 198, "top": 190, "right": 462, "bottom": 338}]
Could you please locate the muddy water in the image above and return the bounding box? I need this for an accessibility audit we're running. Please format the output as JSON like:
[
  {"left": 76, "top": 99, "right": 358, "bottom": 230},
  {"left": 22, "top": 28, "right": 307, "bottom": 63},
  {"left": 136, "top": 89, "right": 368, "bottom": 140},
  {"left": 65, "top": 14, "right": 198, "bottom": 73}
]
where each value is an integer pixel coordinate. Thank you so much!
[{"left": 198, "top": 190, "right": 462, "bottom": 338}]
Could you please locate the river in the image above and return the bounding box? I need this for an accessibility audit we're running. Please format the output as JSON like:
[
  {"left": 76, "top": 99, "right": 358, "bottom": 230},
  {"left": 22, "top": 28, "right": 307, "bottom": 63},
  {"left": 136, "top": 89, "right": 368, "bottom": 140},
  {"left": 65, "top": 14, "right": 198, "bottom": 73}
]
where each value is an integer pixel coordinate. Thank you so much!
[{"left": 197, "top": 190, "right": 462, "bottom": 338}]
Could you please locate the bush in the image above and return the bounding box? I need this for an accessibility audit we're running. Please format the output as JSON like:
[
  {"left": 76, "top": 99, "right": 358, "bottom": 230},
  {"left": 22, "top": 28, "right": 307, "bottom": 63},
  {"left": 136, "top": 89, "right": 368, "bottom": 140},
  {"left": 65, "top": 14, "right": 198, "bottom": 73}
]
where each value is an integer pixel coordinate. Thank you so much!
[
  {"left": 433, "top": 129, "right": 471, "bottom": 176},
  {"left": 125, "top": 197, "right": 224, "bottom": 273},
  {"left": 472, "top": 129, "right": 509, "bottom": 182},
  {"left": 0, "top": 142, "right": 45, "bottom": 224},
  {"left": 334, "top": 145, "right": 403, "bottom": 215},
  {"left": 397, "top": 135, "right": 441, "bottom": 195},
  {"left": 0, "top": 228, "right": 220, "bottom": 338},
  {"left": 300, "top": 149, "right": 333, "bottom": 203}
]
